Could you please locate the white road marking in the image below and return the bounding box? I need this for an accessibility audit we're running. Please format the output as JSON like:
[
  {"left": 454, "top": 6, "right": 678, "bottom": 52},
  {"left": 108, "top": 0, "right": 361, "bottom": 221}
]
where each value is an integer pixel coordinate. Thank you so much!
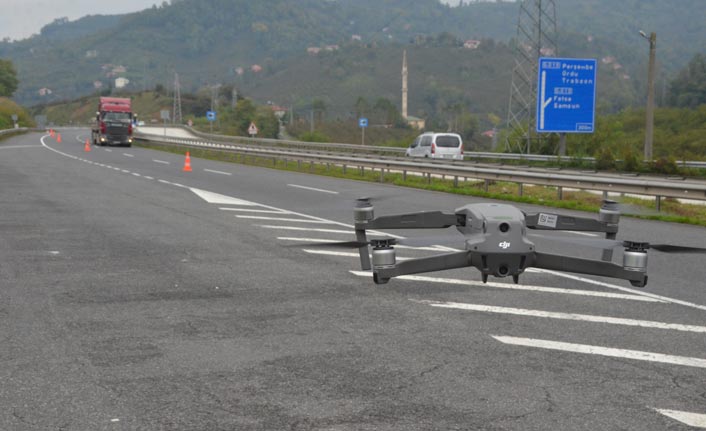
[
  {"left": 492, "top": 335, "right": 706, "bottom": 368},
  {"left": 204, "top": 168, "right": 232, "bottom": 176},
  {"left": 303, "top": 249, "right": 411, "bottom": 260},
  {"left": 220, "top": 208, "right": 289, "bottom": 214},
  {"left": 132, "top": 173, "right": 141, "bottom": 177},
  {"left": 260, "top": 225, "right": 362, "bottom": 234},
  {"left": 279, "top": 237, "right": 444, "bottom": 251},
  {"left": 287, "top": 184, "right": 339, "bottom": 194},
  {"left": 104, "top": 149, "right": 112, "bottom": 152},
  {"left": 236, "top": 215, "right": 336, "bottom": 224},
  {"left": 190, "top": 188, "right": 258, "bottom": 206},
  {"left": 123, "top": 153, "right": 134, "bottom": 158},
  {"left": 568, "top": 231, "right": 598, "bottom": 237},
  {"left": 144, "top": 176, "right": 154, "bottom": 180},
  {"left": 350, "top": 272, "right": 661, "bottom": 302},
  {"left": 655, "top": 409, "right": 706, "bottom": 428},
  {"left": 420, "top": 301, "right": 706, "bottom": 332},
  {"left": 529, "top": 268, "right": 706, "bottom": 312},
  {"left": 121, "top": 170, "right": 130, "bottom": 173},
  {"left": 153, "top": 159, "right": 170, "bottom": 164}
]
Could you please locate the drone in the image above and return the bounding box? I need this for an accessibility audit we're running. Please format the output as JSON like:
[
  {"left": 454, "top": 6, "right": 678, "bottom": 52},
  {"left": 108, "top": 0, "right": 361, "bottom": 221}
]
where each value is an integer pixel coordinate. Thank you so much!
[{"left": 303, "top": 198, "right": 706, "bottom": 288}]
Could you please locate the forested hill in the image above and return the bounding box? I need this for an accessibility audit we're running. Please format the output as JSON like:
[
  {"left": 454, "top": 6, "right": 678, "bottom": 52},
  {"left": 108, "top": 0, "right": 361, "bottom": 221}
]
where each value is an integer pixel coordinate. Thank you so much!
[{"left": 1, "top": 0, "right": 704, "bottom": 108}]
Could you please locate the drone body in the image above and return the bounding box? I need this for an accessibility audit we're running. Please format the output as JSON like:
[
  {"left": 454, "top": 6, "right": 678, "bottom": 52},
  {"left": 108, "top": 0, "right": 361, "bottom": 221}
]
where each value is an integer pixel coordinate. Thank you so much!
[{"left": 352, "top": 199, "right": 658, "bottom": 287}]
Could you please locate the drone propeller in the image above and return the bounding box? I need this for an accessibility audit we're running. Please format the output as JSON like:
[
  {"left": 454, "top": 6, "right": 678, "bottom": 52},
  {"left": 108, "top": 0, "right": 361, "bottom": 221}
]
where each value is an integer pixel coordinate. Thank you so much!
[
  {"left": 530, "top": 234, "right": 706, "bottom": 254},
  {"left": 286, "top": 234, "right": 466, "bottom": 249}
]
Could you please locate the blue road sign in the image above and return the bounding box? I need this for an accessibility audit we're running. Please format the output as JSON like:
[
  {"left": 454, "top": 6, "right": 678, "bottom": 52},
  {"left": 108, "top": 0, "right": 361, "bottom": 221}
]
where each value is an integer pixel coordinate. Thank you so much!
[
  {"left": 359, "top": 117, "right": 368, "bottom": 128},
  {"left": 206, "top": 110, "right": 217, "bottom": 122},
  {"left": 536, "top": 57, "right": 597, "bottom": 133}
]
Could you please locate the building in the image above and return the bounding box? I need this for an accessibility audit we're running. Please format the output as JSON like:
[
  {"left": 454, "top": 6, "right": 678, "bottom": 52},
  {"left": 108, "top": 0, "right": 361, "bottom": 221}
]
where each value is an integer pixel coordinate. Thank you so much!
[
  {"left": 115, "top": 77, "right": 130, "bottom": 89},
  {"left": 463, "top": 40, "right": 481, "bottom": 49},
  {"left": 401, "top": 50, "right": 425, "bottom": 130}
]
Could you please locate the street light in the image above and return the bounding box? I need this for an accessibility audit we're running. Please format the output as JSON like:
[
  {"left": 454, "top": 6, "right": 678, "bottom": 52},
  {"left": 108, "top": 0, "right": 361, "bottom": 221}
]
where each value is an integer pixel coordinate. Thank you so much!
[{"left": 639, "top": 30, "right": 656, "bottom": 162}]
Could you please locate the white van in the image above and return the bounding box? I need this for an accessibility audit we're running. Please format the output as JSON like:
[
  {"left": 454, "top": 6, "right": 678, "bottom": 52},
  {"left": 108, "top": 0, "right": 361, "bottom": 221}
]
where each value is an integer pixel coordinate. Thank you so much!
[{"left": 405, "top": 132, "right": 464, "bottom": 160}]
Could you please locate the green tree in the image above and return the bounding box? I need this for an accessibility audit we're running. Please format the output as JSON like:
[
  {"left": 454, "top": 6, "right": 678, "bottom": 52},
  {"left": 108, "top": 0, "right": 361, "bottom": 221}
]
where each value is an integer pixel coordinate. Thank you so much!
[
  {"left": 668, "top": 53, "right": 706, "bottom": 108},
  {"left": 0, "top": 59, "right": 19, "bottom": 97}
]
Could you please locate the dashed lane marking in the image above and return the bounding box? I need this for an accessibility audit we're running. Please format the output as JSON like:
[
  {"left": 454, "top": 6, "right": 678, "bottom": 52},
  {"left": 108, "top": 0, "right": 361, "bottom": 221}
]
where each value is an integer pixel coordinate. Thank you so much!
[
  {"left": 153, "top": 159, "right": 170, "bottom": 164},
  {"left": 204, "top": 168, "right": 232, "bottom": 176},
  {"left": 123, "top": 153, "right": 134, "bottom": 158},
  {"left": 492, "top": 335, "right": 706, "bottom": 369},
  {"left": 220, "top": 208, "right": 290, "bottom": 214},
  {"left": 279, "top": 237, "right": 445, "bottom": 252},
  {"left": 419, "top": 301, "right": 706, "bottom": 332},
  {"left": 259, "top": 225, "right": 390, "bottom": 236},
  {"left": 303, "top": 249, "right": 411, "bottom": 260},
  {"left": 349, "top": 272, "right": 662, "bottom": 302},
  {"left": 287, "top": 184, "right": 339, "bottom": 194}
]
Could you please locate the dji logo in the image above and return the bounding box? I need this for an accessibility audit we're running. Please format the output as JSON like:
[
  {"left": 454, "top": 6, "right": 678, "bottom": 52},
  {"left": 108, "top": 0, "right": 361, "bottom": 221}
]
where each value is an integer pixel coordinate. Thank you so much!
[{"left": 499, "top": 241, "right": 511, "bottom": 249}]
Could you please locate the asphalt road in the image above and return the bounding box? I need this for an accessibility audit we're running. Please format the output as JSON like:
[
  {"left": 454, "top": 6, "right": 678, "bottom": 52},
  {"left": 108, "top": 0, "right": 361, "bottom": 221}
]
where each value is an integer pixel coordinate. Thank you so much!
[{"left": 1, "top": 130, "right": 705, "bottom": 430}]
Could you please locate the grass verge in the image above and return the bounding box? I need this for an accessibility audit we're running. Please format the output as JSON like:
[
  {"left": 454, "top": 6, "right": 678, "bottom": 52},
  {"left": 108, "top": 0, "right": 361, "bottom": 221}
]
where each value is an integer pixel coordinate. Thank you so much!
[{"left": 136, "top": 141, "right": 706, "bottom": 227}]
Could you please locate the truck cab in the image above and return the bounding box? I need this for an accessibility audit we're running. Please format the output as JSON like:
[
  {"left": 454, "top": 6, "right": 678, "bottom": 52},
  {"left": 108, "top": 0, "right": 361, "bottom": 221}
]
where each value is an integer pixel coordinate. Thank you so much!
[{"left": 91, "top": 97, "right": 134, "bottom": 147}]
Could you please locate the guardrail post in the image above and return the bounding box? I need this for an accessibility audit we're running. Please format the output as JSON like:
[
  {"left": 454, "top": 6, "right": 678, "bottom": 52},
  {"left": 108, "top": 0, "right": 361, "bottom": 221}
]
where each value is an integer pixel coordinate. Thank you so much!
[
  {"left": 518, "top": 183, "right": 523, "bottom": 197},
  {"left": 343, "top": 164, "right": 347, "bottom": 174},
  {"left": 484, "top": 179, "right": 489, "bottom": 193},
  {"left": 379, "top": 168, "right": 384, "bottom": 183},
  {"left": 361, "top": 166, "right": 365, "bottom": 176},
  {"left": 557, "top": 186, "right": 563, "bottom": 200},
  {"left": 298, "top": 160, "right": 302, "bottom": 170},
  {"left": 454, "top": 176, "right": 459, "bottom": 188},
  {"left": 656, "top": 195, "right": 662, "bottom": 212},
  {"left": 403, "top": 170, "right": 407, "bottom": 181},
  {"left": 426, "top": 173, "right": 431, "bottom": 184}
]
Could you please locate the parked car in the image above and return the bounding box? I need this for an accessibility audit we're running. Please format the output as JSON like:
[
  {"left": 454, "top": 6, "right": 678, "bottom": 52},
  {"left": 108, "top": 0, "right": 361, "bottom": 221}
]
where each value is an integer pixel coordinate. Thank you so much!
[{"left": 405, "top": 132, "right": 464, "bottom": 160}]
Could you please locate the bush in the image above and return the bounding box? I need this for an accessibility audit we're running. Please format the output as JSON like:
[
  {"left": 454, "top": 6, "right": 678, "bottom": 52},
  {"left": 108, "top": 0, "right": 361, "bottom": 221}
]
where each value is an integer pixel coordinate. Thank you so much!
[
  {"left": 653, "top": 156, "right": 679, "bottom": 175},
  {"left": 595, "top": 147, "right": 616, "bottom": 170},
  {"left": 620, "top": 148, "right": 642, "bottom": 172},
  {"left": 299, "top": 130, "right": 331, "bottom": 142}
]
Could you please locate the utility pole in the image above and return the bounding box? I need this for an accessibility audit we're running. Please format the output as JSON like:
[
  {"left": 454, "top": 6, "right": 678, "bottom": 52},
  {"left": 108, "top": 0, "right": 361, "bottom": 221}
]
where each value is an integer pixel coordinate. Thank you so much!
[
  {"left": 640, "top": 31, "right": 656, "bottom": 162},
  {"left": 172, "top": 72, "right": 182, "bottom": 125}
]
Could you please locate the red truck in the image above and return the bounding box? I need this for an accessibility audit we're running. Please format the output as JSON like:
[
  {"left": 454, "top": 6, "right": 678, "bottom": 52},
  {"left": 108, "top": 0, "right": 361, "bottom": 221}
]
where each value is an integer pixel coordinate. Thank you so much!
[{"left": 91, "top": 97, "right": 135, "bottom": 147}]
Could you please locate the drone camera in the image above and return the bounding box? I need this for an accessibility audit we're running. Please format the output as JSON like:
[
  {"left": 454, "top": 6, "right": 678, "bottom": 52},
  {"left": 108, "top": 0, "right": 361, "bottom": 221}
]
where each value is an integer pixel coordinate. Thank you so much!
[{"left": 499, "top": 222, "right": 510, "bottom": 233}]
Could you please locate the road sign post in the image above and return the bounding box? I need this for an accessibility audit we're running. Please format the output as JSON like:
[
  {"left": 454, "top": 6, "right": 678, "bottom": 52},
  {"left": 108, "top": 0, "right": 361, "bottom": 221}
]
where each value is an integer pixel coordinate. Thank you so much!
[
  {"left": 359, "top": 117, "right": 368, "bottom": 146},
  {"left": 248, "top": 122, "right": 258, "bottom": 138},
  {"left": 206, "top": 110, "right": 217, "bottom": 133},
  {"left": 160, "top": 110, "right": 170, "bottom": 136},
  {"left": 536, "top": 58, "right": 597, "bottom": 140}
]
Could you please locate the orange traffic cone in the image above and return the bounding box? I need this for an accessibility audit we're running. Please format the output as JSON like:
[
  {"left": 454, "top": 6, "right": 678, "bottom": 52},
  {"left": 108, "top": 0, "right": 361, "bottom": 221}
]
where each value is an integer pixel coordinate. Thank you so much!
[
  {"left": 84, "top": 139, "right": 91, "bottom": 152},
  {"left": 183, "top": 151, "right": 192, "bottom": 172},
  {"left": 57, "top": 133, "right": 62, "bottom": 143},
  {"left": 49, "top": 129, "right": 55, "bottom": 138}
]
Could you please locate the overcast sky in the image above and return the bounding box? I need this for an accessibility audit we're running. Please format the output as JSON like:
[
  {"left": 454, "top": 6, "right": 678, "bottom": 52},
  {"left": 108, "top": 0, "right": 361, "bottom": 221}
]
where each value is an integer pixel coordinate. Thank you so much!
[
  {"left": 0, "top": 0, "right": 158, "bottom": 40},
  {"left": 0, "top": 0, "right": 466, "bottom": 41}
]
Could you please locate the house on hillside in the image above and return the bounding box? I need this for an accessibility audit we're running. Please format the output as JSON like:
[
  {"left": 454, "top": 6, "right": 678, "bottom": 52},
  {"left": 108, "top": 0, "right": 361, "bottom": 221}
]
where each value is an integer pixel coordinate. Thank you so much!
[
  {"left": 307, "top": 47, "right": 321, "bottom": 55},
  {"left": 251, "top": 64, "right": 263, "bottom": 73},
  {"left": 115, "top": 77, "right": 130, "bottom": 89},
  {"left": 38, "top": 88, "right": 53, "bottom": 96},
  {"left": 463, "top": 40, "right": 481, "bottom": 49}
]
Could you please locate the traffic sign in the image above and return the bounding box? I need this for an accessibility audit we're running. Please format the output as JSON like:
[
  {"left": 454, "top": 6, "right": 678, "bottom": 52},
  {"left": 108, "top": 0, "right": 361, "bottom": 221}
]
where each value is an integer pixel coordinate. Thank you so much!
[
  {"left": 359, "top": 117, "right": 368, "bottom": 128},
  {"left": 206, "top": 110, "right": 217, "bottom": 122},
  {"left": 248, "top": 122, "right": 258, "bottom": 136},
  {"left": 160, "top": 110, "right": 170, "bottom": 120},
  {"left": 536, "top": 57, "right": 597, "bottom": 133}
]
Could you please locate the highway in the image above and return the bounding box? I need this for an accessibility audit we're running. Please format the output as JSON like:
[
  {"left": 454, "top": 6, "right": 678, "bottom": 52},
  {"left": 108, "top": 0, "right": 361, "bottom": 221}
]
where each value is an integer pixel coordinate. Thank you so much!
[{"left": 2, "top": 130, "right": 706, "bottom": 430}]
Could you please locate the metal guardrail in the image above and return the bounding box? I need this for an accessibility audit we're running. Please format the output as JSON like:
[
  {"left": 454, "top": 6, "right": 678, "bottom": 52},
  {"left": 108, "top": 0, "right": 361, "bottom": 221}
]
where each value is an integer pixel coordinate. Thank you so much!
[
  {"left": 0, "top": 127, "right": 30, "bottom": 137},
  {"left": 145, "top": 125, "right": 706, "bottom": 169},
  {"left": 136, "top": 133, "right": 706, "bottom": 202}
]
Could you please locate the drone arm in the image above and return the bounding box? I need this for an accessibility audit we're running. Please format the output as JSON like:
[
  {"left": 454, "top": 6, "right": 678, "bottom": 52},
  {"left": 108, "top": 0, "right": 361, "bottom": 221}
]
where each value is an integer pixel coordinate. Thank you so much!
[
  {"left": 374, "top": 251, "right": 471, "bottom": 282},
  {"left": 525, "top": 213, "right": 618, "bottom": 233},
  {"left": 531, "top": 252, "right": 647, "bottom": 287},
  {"left": 359, "top": 211, "right": 463, "bottom": 230}
]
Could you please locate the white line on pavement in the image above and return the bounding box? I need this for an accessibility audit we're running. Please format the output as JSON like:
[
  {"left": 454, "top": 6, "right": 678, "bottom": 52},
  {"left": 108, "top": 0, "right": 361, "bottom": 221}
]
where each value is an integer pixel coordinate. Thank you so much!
[
  {"left": 204, "top": 169, "right": 232, "bottom": 176},
  {"left": 259, "top": 225, "right": 388, "bottom": 235},
  {"left": 303, "top": 249, "right": 411, "bottom": 260},
  {"left": 492, "top": 335, "right": 706, "bottom": 368},
  {"left": 287, "top": 184, "right": 339, "bottom": 194},
  {"left": 104, "top": 149, "right": 112, "bottom": 152},
  {"left": 236, "top": 216, "right": 336, "bottom": 223},
  {"left": 220, "top": 208, "right": 289, "bottom": 214},
  {"left": 528, "top": 268, "right": 706, "bottom": 312},
  {"left": 419, "top": 301, "right": 706, "bottom": 332},
  {"left": 123, "top": 153, "right": 134, "bottom": 157},
  {"left": 655, "top": 409, "right": 706, "bottom": 428},
  {"left": 349, "top": 272, "right": 661, "bottom": 302},
  {"left": 153, "top": 159, "right": 170, "bottom": 164},
  {"left": 279, "top": 237, "right": 443, "bottom": 251}
]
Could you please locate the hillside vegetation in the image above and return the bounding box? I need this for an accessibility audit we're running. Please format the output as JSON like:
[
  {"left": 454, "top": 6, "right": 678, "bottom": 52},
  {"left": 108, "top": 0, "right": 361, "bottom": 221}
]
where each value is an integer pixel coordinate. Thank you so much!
[
  {"left": 2, "top": 0, "right": 705, "bottom": 115},
  {"left": 0, "top": 97, "right": 34, "bottom": 129}
]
